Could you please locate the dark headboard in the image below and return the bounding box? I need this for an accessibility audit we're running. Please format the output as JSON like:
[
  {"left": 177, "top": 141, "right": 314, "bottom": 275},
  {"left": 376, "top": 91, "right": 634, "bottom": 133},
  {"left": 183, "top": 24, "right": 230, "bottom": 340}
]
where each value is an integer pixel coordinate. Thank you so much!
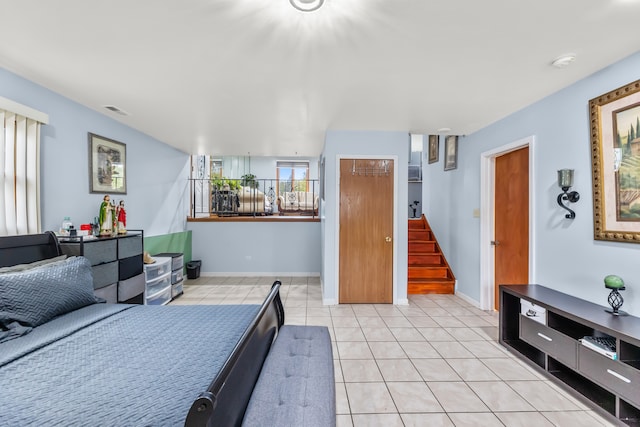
[{"left": 0, "top": 231, "right": 61, "bottom": 267}]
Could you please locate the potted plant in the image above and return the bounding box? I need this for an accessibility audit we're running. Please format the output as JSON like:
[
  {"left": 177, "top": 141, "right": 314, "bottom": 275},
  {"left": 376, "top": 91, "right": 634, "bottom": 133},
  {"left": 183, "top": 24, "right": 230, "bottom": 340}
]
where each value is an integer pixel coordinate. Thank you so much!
[
  {"left": 241, "top": 174, "right": 258, "bottom": 189},
  {"left": 211, "top": 177, "right": 224, "bottom": 190},
  {"left": 230, "top": 179, "right": 242, "bottom": 191},
  {"left": 211, "top": 177, "right": 238, "bottom": 191}
]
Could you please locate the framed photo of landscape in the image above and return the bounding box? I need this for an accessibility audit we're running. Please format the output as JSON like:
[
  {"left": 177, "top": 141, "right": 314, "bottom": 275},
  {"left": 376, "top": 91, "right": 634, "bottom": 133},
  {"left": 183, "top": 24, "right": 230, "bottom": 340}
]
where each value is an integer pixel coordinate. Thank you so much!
[
  {"left": 89, "top": 133, "right": 127, "bottom": 194},
  {"left": 590, "top": 79, "right": 640, "bottom": 243}
]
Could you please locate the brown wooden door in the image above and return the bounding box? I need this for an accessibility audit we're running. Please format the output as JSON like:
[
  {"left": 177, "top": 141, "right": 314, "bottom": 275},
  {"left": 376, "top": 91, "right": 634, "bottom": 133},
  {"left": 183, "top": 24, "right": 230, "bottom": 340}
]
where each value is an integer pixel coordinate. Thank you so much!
[
  {"left": 339, "top": 159, "right": 394, "bottom": 303},
  {"left": 494, "top": 147, "right": 529, "bottom": 310}
]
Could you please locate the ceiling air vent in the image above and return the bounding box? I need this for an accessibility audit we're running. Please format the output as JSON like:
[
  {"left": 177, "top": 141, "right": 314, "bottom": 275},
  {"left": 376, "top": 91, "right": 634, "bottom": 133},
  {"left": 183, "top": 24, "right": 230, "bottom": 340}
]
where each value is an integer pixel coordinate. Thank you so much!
[{"left": 103, "top": 105, "right": 130, "bottom": 116}]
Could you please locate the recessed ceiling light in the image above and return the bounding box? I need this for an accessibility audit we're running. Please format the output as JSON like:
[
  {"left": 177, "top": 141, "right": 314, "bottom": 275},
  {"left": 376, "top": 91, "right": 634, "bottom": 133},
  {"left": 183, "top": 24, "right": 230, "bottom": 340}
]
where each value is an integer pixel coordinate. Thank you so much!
[
  {"left": 290, "top": 0, "right": 324, "bottom": 12},
  {"left": 551, "top": 54, "right": 576, "bottom": 69},
  {"left": 437, "top": 127, "right": 451, "bottom": 133}
]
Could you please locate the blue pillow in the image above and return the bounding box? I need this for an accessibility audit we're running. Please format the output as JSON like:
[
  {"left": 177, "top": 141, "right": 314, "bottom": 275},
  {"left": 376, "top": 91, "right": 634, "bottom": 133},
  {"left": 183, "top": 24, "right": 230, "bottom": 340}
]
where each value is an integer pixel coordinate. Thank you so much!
[{"left": 0, "top": 256, "right": 97, "bottom": 328}]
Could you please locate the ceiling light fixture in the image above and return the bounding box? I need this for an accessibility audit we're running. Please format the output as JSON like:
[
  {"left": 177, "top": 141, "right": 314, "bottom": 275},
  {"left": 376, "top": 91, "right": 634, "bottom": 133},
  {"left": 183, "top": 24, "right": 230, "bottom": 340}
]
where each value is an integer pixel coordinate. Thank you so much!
[
  {"left": 289, "top": 0, "right": 324, "bottom": 12},
  {"left": 551, "top": 54, "right": 576, "bottom": 69}
]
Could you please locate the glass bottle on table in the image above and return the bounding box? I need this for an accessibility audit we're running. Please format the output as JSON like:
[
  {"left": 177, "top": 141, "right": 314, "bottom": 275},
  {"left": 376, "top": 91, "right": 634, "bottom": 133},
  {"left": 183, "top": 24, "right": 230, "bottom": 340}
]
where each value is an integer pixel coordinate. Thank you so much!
[{"left": 61, "top": 216, "right": 73, "bottom": 235}]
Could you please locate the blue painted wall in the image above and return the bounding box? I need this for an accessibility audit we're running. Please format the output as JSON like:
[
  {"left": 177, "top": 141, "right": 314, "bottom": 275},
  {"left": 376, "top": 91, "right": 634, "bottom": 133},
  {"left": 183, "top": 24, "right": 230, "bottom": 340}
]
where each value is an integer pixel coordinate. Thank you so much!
[
  {"left": 186, "top": 155, "right": 322, "bottom": 275},
  {"left": 188, "top": 221, "right": 321, "bottom": 275},
  {"left": 424, "top": 51, "right": 640, "bottom": 316},
  {"left": 6, "top": 49, "right": 640, "bottom": 312},
  {"left": 0, "top": 67, "right": 190, "bottom": 238},
  {"left": 1, "top": 67, "right": 322, "bottom": 275}
]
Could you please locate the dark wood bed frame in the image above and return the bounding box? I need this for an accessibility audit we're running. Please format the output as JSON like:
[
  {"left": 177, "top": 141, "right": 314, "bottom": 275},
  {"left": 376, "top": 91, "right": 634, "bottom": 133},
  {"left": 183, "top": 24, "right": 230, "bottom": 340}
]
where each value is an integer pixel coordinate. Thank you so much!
[
  {"left": 0, "top": 232, "right": 285, "bottom": 427},
  {"left": 0, "top": 231, "right": 61, "bottom": 267}
]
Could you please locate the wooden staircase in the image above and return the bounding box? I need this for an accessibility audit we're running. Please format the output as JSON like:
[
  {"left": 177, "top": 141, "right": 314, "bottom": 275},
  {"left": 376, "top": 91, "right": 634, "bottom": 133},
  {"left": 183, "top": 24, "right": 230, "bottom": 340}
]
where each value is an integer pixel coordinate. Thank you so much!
[{"left": 408, "top": 214, "right": 455, "bottom": 294}]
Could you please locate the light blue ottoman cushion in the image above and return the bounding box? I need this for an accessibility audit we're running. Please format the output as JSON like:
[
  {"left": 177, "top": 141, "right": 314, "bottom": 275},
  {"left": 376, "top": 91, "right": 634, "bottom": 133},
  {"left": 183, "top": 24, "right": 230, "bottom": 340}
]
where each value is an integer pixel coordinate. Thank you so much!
[{"left": 242, "top": 325, "right": 335, "bottom": 427}]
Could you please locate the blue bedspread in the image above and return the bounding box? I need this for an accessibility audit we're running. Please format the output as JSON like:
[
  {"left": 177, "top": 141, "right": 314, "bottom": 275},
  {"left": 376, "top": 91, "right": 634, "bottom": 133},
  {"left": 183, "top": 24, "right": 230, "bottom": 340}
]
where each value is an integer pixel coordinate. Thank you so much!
[{"left": 0, "top": 303, "right": 260, "bottom": 426}]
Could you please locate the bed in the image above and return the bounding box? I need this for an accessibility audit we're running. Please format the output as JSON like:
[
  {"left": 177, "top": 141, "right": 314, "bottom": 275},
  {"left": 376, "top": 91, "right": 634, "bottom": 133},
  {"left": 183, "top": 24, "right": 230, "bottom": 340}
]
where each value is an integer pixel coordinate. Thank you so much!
[{"left": 0, "top": 232, "right": 285, "bottom": 426}]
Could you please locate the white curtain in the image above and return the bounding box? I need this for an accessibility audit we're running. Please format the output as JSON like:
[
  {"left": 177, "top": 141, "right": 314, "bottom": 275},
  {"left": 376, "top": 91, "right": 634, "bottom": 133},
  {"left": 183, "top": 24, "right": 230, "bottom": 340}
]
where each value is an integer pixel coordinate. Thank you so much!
[{"left": 0, "top": 109, "right": 41, "bottom": 236}]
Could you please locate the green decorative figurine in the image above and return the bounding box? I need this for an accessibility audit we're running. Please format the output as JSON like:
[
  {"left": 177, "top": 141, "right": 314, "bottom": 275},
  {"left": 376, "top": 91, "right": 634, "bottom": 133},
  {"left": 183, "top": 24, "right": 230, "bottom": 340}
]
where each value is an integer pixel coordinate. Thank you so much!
[{"left": 99, "top": 195, "right": 114, "bottom": 236}]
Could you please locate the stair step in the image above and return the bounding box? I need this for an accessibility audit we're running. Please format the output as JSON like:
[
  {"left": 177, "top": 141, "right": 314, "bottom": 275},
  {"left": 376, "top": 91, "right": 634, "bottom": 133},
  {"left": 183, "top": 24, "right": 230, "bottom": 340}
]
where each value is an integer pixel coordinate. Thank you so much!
[
  {"left": 408, "top": 241, "right": 436, "bottom": 253},
  {"left": 408, "top": 230, "right": 432, "bottom": 241},
  {"left": 407, "top": 214, "right": 455, "bottom": 295},
  {"left": 407, "top": 279, "right": 455, "bottom": 294},
  {"left": 408, "top": 219, "right": 426, "bottom": 230},
  {"left": 408, "top": 253, "right": 443, "bottom": 266},
  {"left": 408, "top": 266, "right": 451, "bottom": 279},
  {"left": 409, "top": 277, "right": 456, "bottom": 283}
]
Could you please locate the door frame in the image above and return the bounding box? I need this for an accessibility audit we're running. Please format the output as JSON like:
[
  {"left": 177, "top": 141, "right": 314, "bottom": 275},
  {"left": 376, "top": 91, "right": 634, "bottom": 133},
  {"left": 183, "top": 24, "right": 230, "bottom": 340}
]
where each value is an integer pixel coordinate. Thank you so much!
[
  {"left": 334, "top": 154, "right": 399, "bottom": 304},
  {"left": 479, "top": 136, "right": 536, "bottom": 311}
]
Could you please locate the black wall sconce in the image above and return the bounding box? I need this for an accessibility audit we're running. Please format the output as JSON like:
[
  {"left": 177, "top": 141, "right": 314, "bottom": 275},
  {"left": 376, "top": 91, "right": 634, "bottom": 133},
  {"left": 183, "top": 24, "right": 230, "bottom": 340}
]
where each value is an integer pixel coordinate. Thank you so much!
[{"left": 557, "top": 169, "right": 580, "bottom": 219}]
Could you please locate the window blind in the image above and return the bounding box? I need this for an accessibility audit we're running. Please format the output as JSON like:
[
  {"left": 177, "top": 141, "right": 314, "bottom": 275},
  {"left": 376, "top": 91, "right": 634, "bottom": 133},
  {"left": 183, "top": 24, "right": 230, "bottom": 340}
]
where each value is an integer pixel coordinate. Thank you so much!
[
  {"left": 276, "top": 161, "right": 309, "bottom": 169},
  {"left": 1, "top": 109, "right": 42, "bottom": 236}
]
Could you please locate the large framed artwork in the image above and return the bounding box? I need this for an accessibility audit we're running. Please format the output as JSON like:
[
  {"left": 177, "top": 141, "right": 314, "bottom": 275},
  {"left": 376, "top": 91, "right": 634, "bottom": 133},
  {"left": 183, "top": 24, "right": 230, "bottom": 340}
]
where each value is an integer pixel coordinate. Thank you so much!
[
  {"left": 444, "top": 135, "right": 458, "bottom": 171},
  {"left": 590, "top": 79, "right": 640, "bottom": 243},
  {"left": 89, "top": 133, "right": 127, "bottom": 194}
]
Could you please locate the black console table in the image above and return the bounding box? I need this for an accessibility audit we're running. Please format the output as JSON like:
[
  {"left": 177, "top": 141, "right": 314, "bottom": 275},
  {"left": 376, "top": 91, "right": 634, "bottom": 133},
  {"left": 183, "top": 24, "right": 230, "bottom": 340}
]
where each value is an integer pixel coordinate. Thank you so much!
[{"left": 499, "top": 284, "right": 640, "bottom": 426}]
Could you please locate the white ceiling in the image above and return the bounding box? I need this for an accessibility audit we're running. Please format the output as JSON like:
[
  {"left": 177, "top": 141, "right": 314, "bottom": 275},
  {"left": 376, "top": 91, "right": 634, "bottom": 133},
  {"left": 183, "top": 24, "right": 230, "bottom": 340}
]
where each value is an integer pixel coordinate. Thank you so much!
[{"left": 1, "top": 0, "right": 639, "bottom": 157}]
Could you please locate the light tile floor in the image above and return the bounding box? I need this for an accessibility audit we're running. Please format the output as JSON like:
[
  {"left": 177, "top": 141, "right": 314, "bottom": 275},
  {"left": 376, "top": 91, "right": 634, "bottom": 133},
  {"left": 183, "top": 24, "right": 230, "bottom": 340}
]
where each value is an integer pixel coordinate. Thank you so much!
[{"left": 172, "top": 276, "right": 616, "bottom": 427}]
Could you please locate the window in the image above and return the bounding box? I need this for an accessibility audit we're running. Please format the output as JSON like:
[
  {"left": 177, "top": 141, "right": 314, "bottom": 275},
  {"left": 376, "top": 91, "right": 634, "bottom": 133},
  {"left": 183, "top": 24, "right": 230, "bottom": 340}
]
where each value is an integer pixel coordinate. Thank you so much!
[
  {"left": 276, "top": 161, "right": 309, "bottom": 195},
  {"left": 0, "top": 98, "right": 48, "bottom": 236},
  {"left": 210, "top": 159, "right": 223, "bottom": 179}
]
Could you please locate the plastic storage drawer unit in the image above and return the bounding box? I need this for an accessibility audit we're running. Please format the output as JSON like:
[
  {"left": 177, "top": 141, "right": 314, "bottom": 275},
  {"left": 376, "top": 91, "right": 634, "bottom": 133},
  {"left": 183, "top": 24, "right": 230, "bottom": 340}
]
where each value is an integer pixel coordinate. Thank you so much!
[
  {"left": 144, "top": 257, "right": 172, "bottom": 305},
  {"left": 146, "top": 274, "right": 172, "bottom": 297},
  {"left": 171, "top": 269, "right": 184, "bottom": 284},
  {"left": 146, "top": 286, "right": 172, "bottom": 305},
  {"left": 153, "top": 252, "right": 183, "bottom": 270},
  {"left": 153, "top": 252, "right": 185, "bottom": 300},
  {"left": 169, "top": 254, "right": 184, "bottom": 271},
  {"left": 144, "top": 257, "right": 171, "bottom": 281},
  {"left": 172, "top": 281, "right": 184, "bottom": 298}
]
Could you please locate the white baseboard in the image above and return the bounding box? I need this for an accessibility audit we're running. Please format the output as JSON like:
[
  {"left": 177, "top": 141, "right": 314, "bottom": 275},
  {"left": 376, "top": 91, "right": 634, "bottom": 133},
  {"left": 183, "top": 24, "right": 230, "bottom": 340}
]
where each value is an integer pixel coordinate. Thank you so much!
[
  {"left": 322, "top": 298, "right": 408, "bottom": 305},
  {"left": 200, "top": 272, "right": 320, "bottom": 277},
  {"left": 455, "top": 290, "right": 481, "bottom": 308}
]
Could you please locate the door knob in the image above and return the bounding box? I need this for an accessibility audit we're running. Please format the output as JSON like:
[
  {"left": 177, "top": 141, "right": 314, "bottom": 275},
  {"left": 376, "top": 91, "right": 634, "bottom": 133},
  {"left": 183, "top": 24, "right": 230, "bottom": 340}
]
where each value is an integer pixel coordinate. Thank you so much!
[
  {"left": 491, "top": 240, "right": 500, "bottom": 246},
  {"left": 385, "top": 236, "right": 392, "bottom": 243}
]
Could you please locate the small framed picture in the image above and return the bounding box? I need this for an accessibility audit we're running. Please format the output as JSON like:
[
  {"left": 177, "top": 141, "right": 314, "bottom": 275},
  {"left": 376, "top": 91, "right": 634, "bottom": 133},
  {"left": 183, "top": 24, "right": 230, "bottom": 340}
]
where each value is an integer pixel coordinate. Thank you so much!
[
  {"left": 428, "top": 135, "right": 439, "bottom": 164},
  {"left": 89, "top": 133, "right": 127, "bottom": 194},
  {"left": 319, "top": 156, "right": 325, "bottom": 201},
  {"left": 444, "top": 135, "right": 458, "bottom": 171}
]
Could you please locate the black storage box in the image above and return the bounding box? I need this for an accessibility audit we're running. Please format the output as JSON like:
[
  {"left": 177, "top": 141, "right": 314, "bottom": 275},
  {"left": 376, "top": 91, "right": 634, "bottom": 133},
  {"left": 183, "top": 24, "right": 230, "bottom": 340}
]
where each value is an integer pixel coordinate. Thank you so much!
[
  {"left": 186, "top": 260, "right": 201, "bottom": 279},
  {"left": 119, "top": 254, "right": 143, "bottom": 280}
]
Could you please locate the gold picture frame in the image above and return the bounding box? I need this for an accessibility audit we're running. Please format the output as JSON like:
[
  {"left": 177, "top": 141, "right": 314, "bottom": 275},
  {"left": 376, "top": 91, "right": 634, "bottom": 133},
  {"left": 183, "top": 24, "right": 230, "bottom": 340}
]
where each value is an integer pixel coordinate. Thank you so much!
[
  {"left": 590, "top": 79, "right": 640, "bottom": 243},
  {"left": 89, "top": 133, "right": 127, "bottom": 194}
]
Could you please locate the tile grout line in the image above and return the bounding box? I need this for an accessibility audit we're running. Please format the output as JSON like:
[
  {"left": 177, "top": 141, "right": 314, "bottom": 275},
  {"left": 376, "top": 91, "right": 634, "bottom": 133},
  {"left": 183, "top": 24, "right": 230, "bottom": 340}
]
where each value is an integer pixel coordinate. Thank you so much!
[{"left": 180, "top": 279, "right": 616, "bottom": 427}]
